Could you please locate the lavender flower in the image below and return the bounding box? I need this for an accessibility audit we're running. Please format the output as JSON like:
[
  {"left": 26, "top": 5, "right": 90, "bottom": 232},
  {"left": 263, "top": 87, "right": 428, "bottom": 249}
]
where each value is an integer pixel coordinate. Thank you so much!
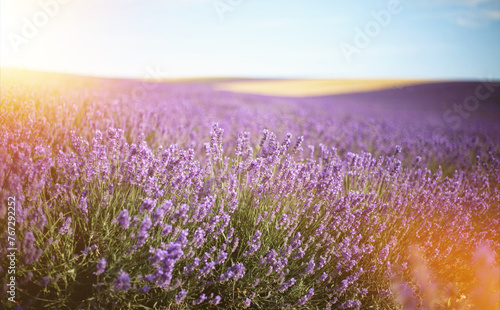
[
  {"left": 79, "top": 196, "right": 88, "bottom": 214},
  {"left": 219, "top": 263, "right": 246, "bottom": 282},
  {"left": 192, "top": 227, "right": 206, "bottom": 249},
  {"left": 139, "top": 198, "right": 156, "bottom": 214},
  {"left": 39, "top": 276, "right": 50, "bottom": 287},
  {"left": 161, "top": 223, "right": 173, "bottom": 237},
  {"left": 193, "top": 293, "right": 207, "bottom": 305},
  {"left": 114, "top": 270, "right": 131, "bottom": 291},
  {"left": 149, "top": 242, "right": 184, "bottom": 289},
  {"left": 134, "top": 216, "right": 152, "bottom": 249},
  {"left": 59, "top": 216, "right": 73, "bottom": 236},
  {"left": 244, "top": 230, "right": 262, "bottom": 257},
  {"left": 95, "top": 258, "right": 107, "bottom": 275},
  {"left": 210, "top": 295, "right": 222, "bottom": 305},
  {"left": 243, "top": 298, "right": 251, "bottom": 307},
  {"left": 297, "top": 288, "right": 314, "bottom": 307},
  {"left": 304, "top": 257, "right": 316, "bottom": 275},
  {"left": 114, "top": 209, "right": 131, "bottom": 230},
  {"left": 175, "top": 288, "right": 187, "bottom": 304},
  {"left": 279, "top": 278, "right": 296, "bottom": 292}
]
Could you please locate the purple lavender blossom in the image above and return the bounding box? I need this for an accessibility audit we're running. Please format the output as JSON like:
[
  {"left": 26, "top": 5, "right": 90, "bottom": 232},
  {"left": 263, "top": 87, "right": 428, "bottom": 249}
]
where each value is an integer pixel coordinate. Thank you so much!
[
  {"left": 304, "top": 257, "right": 316, "bottom": 275},
  {"left": 193, "top": 293, "right": 207, "bottom": 305},
  {"left": 243, "top": 298, "right": 251, "bottom": 307},
  {"left": 134, "top": 216, "right": 152, "bottom": 249},
  {"left": 244, "top": 230, "right": 262, "bottom": 257},
  {"left": 200, "top": 261, "right": 216, "bottom": 278},
  {"left": 192, "top": 227, "right": 206, "bottom": 249},
  {"left": 81, "top": 244, "right": 98, "bottom": 256},
  {"left": 139, "top": 285, "right": 150, "bottom": 293},
  {"left": 114, "top": 270, "right": 131, "bottom": 291},
  {"left": 175, "top": 288, "right": 187, "bottom": 304},
  {"left": 58, "top": 216, "right": 73, "bottom": 236},
  {"left": 114, "top": 209, "right": 131, "bottom": 230},
  {"left": 130, "top": 215, "right": 140, "bottom": 227},
  {"left": 22, "top": 231, "right": 42, "bottom": 264},
  {"left": 378, "top": 244, "right": 390, "bottom": 263},
  {"left": 209, "top": 295, "right": 222, "bottom": 305},
  {"left": 79, "top": 196, "right": 88, "bottom": 214},
  {"left": 183, "top": 257, "right": 200, "bottom": 276},
  {"left": 149, "top": 242, "right": 184, "bottom": 289},
  {"left": 161, "top": 223, "right": 173, "bottom": 237},
  {"left": 139, "top": 198, "right": 156, "bottom": 214},
  {"left": 279, "top": 278, "right": 296, "bottom": 292},
  {"left": 151, "top": 206, "right": 165, "bottom": 226},
  {"left": 340, "top": 299, "right": 361, "bottom": 309},
  {"left": 219, "top": 263, "right": 246, "bottom": 282},
  {"left": 176, "top": 229, "right": 189, "bottom": 247},
  {"left": 95, "top": 258, "right": 106, "bottom": 275},
  {"left": 170, "top": 204, "right": 189, "bottom": 223},
  {"left": 39, "top": 276, "right": 50, "bottom": 287},
  {"left": 297, "top": 288, "right": 314, "bottom": 307}
]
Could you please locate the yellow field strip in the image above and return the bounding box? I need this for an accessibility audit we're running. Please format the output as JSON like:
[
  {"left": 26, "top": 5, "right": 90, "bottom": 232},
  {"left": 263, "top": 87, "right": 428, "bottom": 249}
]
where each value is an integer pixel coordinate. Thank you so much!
[{"left": 213, "top": 79, "right": 435, "bottom": 97}]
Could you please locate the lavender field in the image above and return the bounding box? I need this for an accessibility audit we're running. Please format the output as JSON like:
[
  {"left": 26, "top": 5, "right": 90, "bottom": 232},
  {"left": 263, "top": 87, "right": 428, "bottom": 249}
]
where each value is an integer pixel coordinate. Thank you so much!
[{"left": 1, "top": 71, "right": 500, "bottom": 309}]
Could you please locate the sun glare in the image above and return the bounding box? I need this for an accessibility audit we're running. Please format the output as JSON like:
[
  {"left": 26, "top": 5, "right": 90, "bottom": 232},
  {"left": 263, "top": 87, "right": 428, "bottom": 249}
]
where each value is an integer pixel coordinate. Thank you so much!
[{"left": 1, "top": 0, "right": 82, "bottom": 73}]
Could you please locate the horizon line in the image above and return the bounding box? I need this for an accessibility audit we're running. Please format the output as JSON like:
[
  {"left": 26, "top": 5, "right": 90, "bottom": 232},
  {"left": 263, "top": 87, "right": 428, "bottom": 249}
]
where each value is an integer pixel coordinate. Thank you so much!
[{"left": 1, "top": 66, "right": 499, "bottom": 83}]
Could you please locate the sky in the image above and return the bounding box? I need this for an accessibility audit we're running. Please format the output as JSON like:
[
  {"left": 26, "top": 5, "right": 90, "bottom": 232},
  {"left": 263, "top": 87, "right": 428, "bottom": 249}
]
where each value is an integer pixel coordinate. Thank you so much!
[{"left": 1, "top": 0, "right": 500, "bottom": 79}]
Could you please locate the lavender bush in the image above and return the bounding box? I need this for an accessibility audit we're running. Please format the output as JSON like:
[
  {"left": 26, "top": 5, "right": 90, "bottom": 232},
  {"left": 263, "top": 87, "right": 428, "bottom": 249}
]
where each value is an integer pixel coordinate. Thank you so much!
[{"left": 0, "top": 72, "right": 499, "bottom": 309}]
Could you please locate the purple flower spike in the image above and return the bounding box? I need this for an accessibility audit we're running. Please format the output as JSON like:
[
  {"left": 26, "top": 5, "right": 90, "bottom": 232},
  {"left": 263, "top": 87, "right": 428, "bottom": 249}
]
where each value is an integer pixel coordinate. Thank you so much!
[
  {"left": 210, "top": 295, "right": 222, "bottom": 305},
  {"left": 297, "top": 288, "right": 314, "bottom": 307},
  {"left": 114, "top": 209, "right": 131, "bottom": 230},
  {"left": 243, "top": 298, "right": 251, "bottom": 307},
  {"left": 39, "top": 276, "right": 50, "bottom": 287},
  {"left": 95, "top": 258, "right": 107, "bottom": 275},
  {"left": 175, "top": 289, "right": 187, "bottom": 304},
  {"left": 114, "top": 269, "right": 131, "bottom": 291}
]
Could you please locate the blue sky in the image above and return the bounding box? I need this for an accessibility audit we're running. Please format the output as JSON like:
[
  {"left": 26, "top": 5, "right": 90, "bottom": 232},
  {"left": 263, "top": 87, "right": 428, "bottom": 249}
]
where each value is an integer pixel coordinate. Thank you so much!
[{"left": 1, "top": 0, "right": 500, "bottom": 79}]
